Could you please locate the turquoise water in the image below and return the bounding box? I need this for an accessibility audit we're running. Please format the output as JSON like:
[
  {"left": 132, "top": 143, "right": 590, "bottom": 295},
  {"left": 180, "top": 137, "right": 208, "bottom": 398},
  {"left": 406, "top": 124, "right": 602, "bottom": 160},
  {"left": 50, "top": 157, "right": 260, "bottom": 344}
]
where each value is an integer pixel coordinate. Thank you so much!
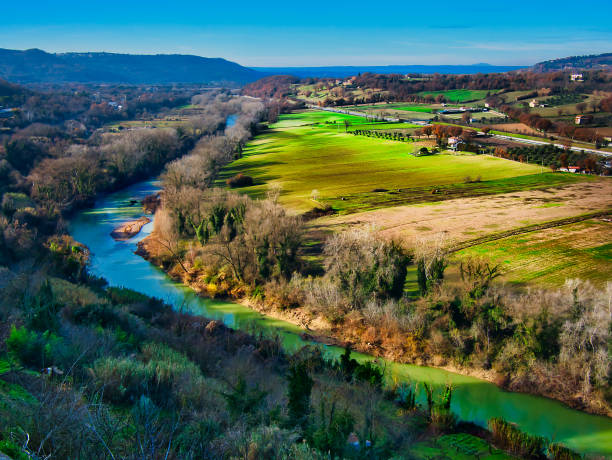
[{"left": 69, "top": 180, "right": 612, "bottom": 456}]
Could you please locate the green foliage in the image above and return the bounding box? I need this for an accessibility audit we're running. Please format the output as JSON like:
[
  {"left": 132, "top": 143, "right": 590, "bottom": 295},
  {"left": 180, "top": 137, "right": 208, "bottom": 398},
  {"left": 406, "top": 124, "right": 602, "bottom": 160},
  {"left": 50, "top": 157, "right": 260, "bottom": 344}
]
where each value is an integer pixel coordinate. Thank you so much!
[
  {"left": 337, "top": 346, "right": 384, "bottom": 388},
  {"left": 339, "top": 345, "right": 359, "bottom": 381},
  {"left": 106, "top": 286, "right": 150, "bottom": 305},
  {"left": 6, "top": 325, "right": 61, "bottom": 369},
  {"left": 0, "top": 439, "right": 30, "bottom": 460},
  {"left": 25, "top": 279, "right": 61, "bottom": 333},
  {"left": 220, "top": 376, "right": 268, "bottom": 423},
  {"left": 308, "top": 398, "right": 354, "bottom": 458},
  {"left": 391, "top": 382, "right": 417, "bottom": 411},
  {"left": 47, "top": 236, "right": 89, "bottom": 281},
  {"left": 175, "top": 418, "right": 221, "bottom": 456},
  {"left": 353, "top": 361, "right": 384, "bottom": 388},
  {"left": 287, "top": 361, "right": 313, "bottom": 429},
  {"left": 92, "top": 342, "right": 203, "bottom": 406}
]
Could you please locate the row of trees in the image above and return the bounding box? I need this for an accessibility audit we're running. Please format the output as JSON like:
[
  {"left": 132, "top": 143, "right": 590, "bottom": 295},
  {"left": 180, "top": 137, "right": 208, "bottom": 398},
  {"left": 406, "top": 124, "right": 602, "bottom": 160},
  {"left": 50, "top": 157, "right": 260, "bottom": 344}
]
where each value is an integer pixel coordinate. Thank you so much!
[{"left": 492, "top": 144, "right": 605, "bottom": 173}]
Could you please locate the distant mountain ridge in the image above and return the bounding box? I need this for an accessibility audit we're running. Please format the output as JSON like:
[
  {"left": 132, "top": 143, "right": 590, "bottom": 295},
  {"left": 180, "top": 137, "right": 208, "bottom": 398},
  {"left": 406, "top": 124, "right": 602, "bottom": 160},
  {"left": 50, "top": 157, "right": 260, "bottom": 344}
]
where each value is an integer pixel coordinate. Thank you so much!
[
  {"left": 531, "top": 53, "right": 612, "bottom": 72},
  {"left": 0, "top": 48, "right": 262, "bottom": 85},
  {"left": 252, "top": 64, "right": 526, "bottom": 78}
]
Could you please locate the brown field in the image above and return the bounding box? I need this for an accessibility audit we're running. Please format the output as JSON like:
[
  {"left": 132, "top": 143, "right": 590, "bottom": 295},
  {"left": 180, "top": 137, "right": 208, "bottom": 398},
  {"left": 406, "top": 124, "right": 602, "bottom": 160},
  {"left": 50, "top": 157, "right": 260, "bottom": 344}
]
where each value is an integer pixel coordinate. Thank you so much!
[
  {"left": 320, "top": 179, "right": 612, "bottom": 249},
  {"left": 489, "top": 123, "right": 542, "bottom": 135},
  {"left": 595, "top": 127, "right": 612, "bottom": 137}
]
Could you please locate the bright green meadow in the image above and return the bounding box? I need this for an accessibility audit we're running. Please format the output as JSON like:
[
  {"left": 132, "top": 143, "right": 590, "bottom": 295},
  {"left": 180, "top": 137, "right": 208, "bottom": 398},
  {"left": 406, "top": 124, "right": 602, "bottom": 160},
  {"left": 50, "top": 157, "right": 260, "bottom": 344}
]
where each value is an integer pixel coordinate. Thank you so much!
[{"left": 219, "top": 111, "right": 551, "bottom": 212}]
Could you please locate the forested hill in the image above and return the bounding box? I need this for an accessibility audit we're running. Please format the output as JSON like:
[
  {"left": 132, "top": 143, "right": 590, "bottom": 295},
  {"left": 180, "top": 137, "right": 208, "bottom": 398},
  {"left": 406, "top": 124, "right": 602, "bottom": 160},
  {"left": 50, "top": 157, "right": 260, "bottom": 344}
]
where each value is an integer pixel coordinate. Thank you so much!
[
  {"left": 532, "top": 53, "right": 612, "bottom": 72},
  {"left": 0, "top": 78, "right": 30, "bottom": 105},
  {"left": 0, "top": 48, "right": 262, "bottom": 85}
]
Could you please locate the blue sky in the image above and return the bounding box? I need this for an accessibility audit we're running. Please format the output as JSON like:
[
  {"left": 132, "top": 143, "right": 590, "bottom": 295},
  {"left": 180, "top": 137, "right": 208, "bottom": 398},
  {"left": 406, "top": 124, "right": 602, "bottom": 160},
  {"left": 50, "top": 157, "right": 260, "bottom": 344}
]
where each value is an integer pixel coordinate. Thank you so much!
[{"left": 1, "top": 0, "right": 611, "bottom": 66}]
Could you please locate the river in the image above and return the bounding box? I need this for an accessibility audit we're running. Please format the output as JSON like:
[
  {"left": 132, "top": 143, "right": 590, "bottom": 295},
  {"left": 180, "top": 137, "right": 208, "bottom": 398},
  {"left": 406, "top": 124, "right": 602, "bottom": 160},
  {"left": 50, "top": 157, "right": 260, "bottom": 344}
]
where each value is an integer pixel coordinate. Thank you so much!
[{"left": 69, "top": 180, "right": 612, "bottom": 456}]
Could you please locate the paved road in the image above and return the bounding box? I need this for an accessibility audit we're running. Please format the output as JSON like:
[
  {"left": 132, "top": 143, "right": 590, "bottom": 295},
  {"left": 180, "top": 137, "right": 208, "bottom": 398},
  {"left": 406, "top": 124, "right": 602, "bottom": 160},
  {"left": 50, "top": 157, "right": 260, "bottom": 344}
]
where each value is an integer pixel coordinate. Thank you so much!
[{"left": 487, "top": 132, "right": 612, "bottom": 157}]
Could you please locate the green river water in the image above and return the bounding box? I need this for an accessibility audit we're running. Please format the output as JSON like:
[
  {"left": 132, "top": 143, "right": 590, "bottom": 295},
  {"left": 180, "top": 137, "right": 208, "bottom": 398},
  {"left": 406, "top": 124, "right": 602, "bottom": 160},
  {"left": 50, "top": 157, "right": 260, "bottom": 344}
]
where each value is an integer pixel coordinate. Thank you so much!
[{"left": 69, "top": 180, "right": 612, "bottom": 456}]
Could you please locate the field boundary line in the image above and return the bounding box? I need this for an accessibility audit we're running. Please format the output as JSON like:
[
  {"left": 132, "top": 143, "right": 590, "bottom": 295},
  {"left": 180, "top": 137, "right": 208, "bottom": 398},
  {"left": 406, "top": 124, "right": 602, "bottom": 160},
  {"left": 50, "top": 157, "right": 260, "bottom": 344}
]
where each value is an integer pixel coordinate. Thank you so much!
[{"left": 448, "top": 210, "right": 612, "bottom": 253}]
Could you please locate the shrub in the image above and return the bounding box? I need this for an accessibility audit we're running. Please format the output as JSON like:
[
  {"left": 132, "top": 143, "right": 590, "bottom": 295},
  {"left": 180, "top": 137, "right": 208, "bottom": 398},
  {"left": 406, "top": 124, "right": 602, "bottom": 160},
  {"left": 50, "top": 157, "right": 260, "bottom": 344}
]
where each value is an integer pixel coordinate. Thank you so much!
[
  {"left": 0, "top": 439, "right": 30, "bottom": 460},
  {"left": 220, "top": 376, "right": 268, "bottom": 423},
  {"left": 287, "top": 361, "right": 313, "bottom": 429},
  {"left": 6, "top": 325, "right": 61, "bottom": 368},
  {"left": 353, "top": 361, "right": 384, "bottom": 388},
  {"left": 390, "top": 382, "right": 417, "bottom": 411},
  {"left": 263, "top": 278, "right": 303, "bottom": 309},
  {"left": 92, "top": 342, "right": 204, "bottom": 406},
  {"left": 488, "top": 417, "right": 546, "bottom": 458},
  {"left": 308, "top": 398, "right": 354, "bottom": 458},
  {"left": 324, "top": 228, "right": 410, "bottom": 307},
  {"left": 226, "top": 173, "right": 254, "bottom": 188},
  {"left": 548, "top": 443, "right": 582, "bottom": 460}
]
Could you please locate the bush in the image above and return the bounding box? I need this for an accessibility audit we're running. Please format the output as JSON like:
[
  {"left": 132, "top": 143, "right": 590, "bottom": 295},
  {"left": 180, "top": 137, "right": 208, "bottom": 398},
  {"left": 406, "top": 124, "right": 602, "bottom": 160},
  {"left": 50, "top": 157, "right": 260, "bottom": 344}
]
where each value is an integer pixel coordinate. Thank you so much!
[
  {"left": 92, "top": 342, "right": 204, "bottom": 406},
  {"left": 488, "top": 417, "right": 546, "bottom": 458},
  {"left": 389, "top": 382, "right": 417, "bottom": 411},
  {"left": 226, "top": 173, "right": 254, "bottom": 188},
  {"left": 6, "top": 325, "right": 61, "bottom": 369},
  {"left": 324, "top": 228, "right": 410, "bottom": 307},
  {"left": 0, "top": 439, "right": 30, "bottom": 460},
  {"left": 353, "top": 361, "right": 384, "bottom": 388},
  {"left": 548, "top": 443, "right": 582, "bottom": 460}
]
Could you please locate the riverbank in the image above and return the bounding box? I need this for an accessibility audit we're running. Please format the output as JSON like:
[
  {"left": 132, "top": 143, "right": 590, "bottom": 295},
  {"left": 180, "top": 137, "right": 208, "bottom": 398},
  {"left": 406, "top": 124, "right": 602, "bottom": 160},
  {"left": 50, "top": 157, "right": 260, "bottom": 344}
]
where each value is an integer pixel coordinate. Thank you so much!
[{"left": 136, "top": 229, "right": 611, "bottom": 419}]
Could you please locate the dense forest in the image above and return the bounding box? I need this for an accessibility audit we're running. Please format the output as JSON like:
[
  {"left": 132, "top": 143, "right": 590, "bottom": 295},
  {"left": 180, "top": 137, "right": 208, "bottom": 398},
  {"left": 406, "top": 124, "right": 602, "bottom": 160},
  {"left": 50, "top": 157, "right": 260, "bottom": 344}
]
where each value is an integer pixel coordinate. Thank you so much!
[{"left": 0, "top": 48, "right": 262, "bottom": 85}]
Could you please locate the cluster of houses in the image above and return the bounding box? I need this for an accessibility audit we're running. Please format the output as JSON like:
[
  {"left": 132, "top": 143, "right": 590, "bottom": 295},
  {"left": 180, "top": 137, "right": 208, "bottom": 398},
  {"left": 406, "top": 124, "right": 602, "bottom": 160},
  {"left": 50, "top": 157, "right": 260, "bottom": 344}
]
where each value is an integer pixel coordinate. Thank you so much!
[
  {"left": 570, "top": 73, "right": 584, "bottom": 82},
  {"left": 333, "top": 76, "right": 357, "bottom": 87},
  {"left": 558, "top": 166, "right": 582, "bottom": 173}
]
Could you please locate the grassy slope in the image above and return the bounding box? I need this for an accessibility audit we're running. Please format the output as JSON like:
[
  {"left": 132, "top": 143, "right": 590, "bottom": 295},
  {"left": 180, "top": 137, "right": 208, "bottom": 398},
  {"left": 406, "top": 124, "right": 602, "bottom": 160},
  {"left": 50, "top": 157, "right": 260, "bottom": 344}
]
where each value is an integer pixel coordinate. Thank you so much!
[
  {"left": 219, "top": 111, "right": 548, "bottom": 213},
  {"left": 454, "top": 219, "right": 612, "bottom": 288}
]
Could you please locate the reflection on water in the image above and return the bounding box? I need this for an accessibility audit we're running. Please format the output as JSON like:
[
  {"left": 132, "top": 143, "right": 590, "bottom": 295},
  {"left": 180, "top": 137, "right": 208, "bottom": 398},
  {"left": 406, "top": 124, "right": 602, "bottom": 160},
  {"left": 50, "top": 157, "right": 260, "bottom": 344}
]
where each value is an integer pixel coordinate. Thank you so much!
[{"left": 69, "top": 180, "right": 612, "bottom": 456}]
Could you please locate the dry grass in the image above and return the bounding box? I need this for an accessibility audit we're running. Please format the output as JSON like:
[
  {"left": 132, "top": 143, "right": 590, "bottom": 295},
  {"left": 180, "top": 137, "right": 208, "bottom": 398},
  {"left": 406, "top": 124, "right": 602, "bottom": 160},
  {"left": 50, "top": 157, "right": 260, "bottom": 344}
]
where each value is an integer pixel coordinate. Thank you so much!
[{"left": 320, "top": 180, "right": 612, "bottom": 249}]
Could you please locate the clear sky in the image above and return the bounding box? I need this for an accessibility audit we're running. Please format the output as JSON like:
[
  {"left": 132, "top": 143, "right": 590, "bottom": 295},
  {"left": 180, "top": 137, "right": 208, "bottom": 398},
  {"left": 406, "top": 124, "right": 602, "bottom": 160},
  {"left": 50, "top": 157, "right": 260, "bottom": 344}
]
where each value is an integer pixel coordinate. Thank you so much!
[{"left": 1, "top": 0, "right": 611, "bottom": 67}]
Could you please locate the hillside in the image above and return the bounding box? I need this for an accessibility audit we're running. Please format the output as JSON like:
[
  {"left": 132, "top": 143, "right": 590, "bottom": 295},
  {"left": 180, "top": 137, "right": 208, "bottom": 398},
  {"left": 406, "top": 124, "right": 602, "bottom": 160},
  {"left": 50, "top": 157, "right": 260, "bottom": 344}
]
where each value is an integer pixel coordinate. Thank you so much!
[
  {"left": 532, "top": 52, "right": 612, "bottom": 72},
  {"left": 253, "top": 64, "right": 526, "bottom": 78},
  {"left": 0, "top": 78, "right": 30, "bottom": 106},
  {"left": 0, "top": 48, "right": 262, "bottom": 85}
]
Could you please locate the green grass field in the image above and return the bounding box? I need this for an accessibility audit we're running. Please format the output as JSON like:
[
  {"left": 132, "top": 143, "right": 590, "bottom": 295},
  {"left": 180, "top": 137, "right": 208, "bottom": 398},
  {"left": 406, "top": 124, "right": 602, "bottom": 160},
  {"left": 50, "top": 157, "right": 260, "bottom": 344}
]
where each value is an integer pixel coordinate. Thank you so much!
[
  {"left": 418, "top": 89, "right": 497, "bottom": 102},
  {"left": 219, "top": 111, "right": 549, "bottom": 213},
  {"left": 348, "top": 103, "right": 435, "bottom": 113},
  {"left": 454, "top": 219, "right": 612, "bottom": 288}
]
